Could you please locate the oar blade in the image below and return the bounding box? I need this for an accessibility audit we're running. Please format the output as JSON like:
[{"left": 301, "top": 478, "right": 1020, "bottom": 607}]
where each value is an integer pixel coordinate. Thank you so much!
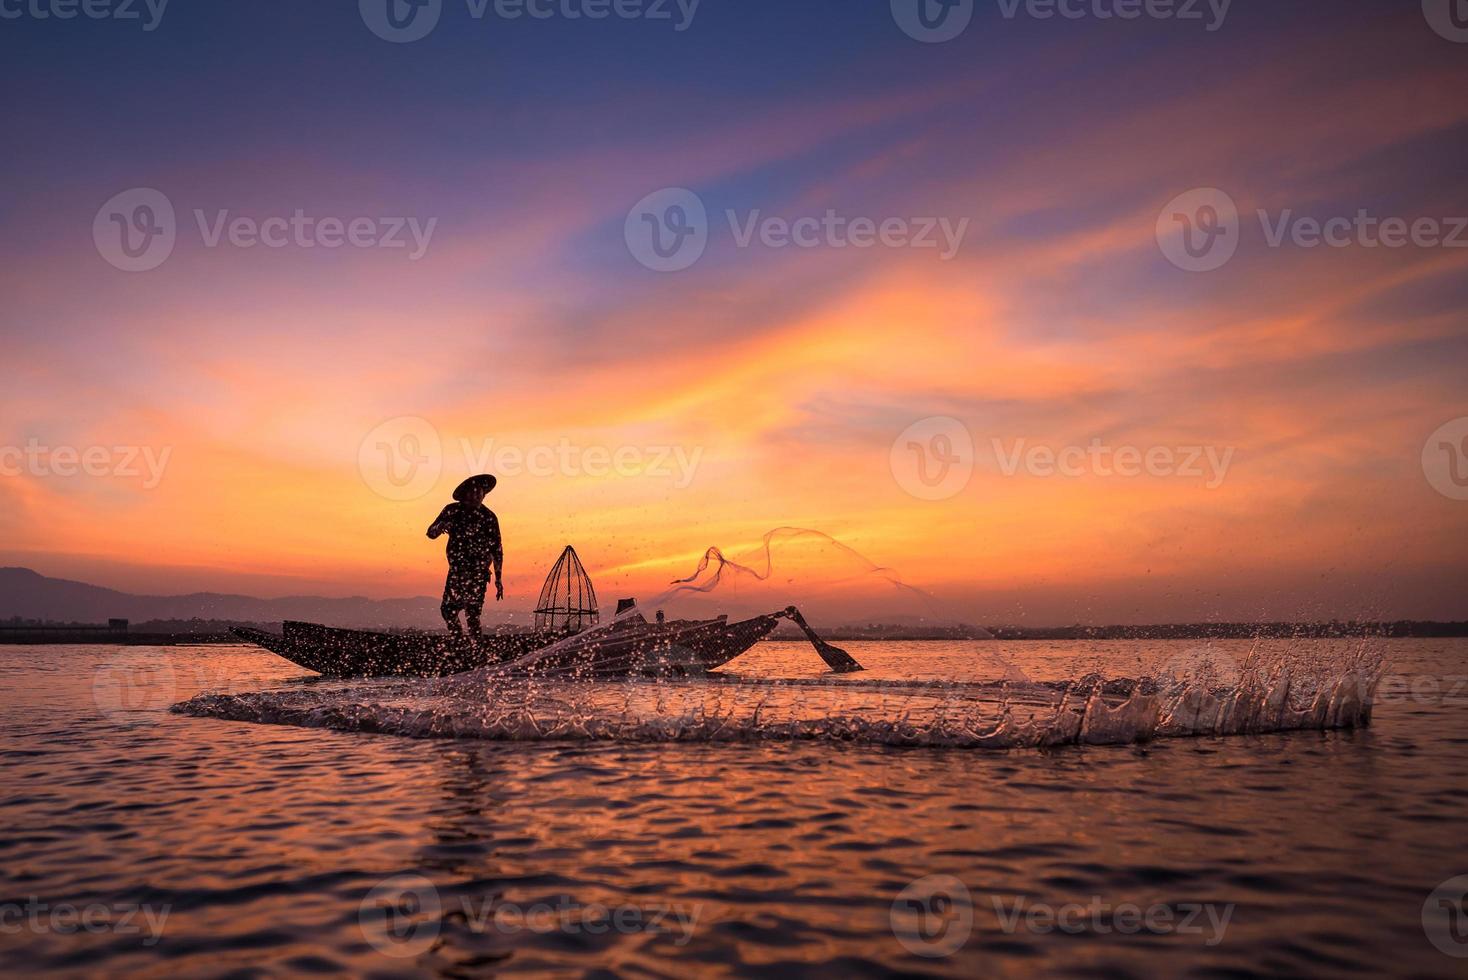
[{"left": 783, "top": 606, "right": 864, "bottom": 673}]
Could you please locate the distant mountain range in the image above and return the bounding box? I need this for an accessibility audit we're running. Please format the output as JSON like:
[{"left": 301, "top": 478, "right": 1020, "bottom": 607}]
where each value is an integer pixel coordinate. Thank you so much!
[
  {"left": 0, "top": 567, "right": 997, "bottom": 637},
  {"left": 9, "top": 567, "right": 1457, "bottom": 640},
  {"left": 0, "top": 567, "right": 451, "bottom": 630}
]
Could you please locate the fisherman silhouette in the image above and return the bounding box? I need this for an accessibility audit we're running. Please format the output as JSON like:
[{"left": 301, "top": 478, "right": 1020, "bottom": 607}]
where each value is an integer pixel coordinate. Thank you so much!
[{"left": 427, "top": 474, "right": 503, "bottom": 636}]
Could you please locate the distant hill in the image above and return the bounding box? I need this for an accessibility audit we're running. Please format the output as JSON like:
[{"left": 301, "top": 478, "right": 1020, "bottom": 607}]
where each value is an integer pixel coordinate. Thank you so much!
[
  {"left": 9, "top": 568, "right": 1457, "bottom": 640},
  {"left": 0, "top": 567, "right": 456, "bottom": 630}
]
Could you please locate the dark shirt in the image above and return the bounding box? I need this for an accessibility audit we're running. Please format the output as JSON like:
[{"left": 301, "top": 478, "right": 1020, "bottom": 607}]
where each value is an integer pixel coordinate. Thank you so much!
[{"left": 431, "top": 503, "right": 502, "bottom": 567}]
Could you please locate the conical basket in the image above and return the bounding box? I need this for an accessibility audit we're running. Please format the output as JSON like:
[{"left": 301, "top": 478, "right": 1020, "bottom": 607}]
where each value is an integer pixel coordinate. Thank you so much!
[{"left": 533, "top": 545, "right": 599, "bottom": 632}]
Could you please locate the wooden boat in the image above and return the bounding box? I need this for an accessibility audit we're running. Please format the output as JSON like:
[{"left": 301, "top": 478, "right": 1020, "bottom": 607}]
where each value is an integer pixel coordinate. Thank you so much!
[
  {"left": 231, "top": 606, "right": 861, "bottom": 679},
  {"left": 497, "top": 605, "right": 862, "bottom": 678},
  {"left": 230, "top": 621, "right": 563, "bottom": 678},
  {"left": 229, "top": 543, "right": 861, "bottom": 678},
  {"left": 230, "top": 543, "right": 595, "bottom": 678},
  {"left": 492, "top": 609, "right": 781, "bottom": 679}
]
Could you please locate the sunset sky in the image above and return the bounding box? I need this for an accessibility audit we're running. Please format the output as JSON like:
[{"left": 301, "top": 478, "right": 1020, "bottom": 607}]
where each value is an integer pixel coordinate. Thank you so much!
[{"left": 2, "top": 0, "right": 1465, "bottom": 623}]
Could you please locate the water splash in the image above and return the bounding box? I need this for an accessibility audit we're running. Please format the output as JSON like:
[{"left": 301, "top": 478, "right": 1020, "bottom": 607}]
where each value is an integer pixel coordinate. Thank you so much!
[{"left": 174, "top": 640, "right": 1386, "bottom": 749}]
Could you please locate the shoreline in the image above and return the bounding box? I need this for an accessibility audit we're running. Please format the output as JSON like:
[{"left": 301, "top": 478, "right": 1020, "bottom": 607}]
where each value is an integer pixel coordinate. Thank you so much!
[{"left": 5, "top": 622, "right": 1465, "bottom": 645}]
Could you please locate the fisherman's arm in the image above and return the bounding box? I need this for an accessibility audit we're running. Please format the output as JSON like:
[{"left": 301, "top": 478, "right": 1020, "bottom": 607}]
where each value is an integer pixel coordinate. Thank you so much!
[
  {"left": 426, "top": 505, "right": 454, "bottom": 539},
  {"left": 490, "top": 513, "right": 504, "bottom": 600}
]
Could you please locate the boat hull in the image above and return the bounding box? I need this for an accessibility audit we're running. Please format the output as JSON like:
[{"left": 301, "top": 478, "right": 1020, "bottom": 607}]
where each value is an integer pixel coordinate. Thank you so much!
[
  {"left": 503, "top": 614, "right": 784, "bottom": 679},
  {"left": 231, "top": 614, "right": 783, "bottom": 679},
  {"left": 231, "top": 621, "right": 563, "bottom": 678}
]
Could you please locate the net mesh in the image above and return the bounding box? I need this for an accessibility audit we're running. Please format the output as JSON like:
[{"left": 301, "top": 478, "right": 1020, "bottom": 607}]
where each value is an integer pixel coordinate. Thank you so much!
[{"left": 534, "top": 545, "right": 599, "bottom": 632}]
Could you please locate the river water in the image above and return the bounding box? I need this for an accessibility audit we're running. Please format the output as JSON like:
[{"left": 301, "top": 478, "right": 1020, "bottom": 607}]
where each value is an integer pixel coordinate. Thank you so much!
[{"left": 3, "top": 639, "right": 1466, "bottom": 977}]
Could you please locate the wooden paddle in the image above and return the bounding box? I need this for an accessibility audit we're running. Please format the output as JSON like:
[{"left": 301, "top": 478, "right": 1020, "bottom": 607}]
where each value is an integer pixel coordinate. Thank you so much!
[{"left": 783, "top": 606, "right": 864, "bottom": 673}]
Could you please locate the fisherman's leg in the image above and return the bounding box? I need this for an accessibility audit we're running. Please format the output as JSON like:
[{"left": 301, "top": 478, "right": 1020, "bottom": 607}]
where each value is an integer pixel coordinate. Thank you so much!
[
  {"left": 442, "top": 571, "right": 466, "bottom": 633},
  {"left": 464, "top": 582, "right": 487, "bottom": 637},
  {"left": 445, "top": 563, "right": 487, "bottom": 636},
  {"left": 441, "top": 600, "right": 464, "bottom": 634}
]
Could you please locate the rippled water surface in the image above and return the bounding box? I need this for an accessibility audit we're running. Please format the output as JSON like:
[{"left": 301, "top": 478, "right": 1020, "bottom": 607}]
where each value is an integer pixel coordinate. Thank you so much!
[{"left": 3, "top": 639, "right": 1467, "bottom": 977}]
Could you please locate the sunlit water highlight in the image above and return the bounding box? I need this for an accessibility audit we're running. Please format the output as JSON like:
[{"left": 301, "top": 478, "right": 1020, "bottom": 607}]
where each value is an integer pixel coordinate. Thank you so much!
[{"left": 5, "top": 639, "right": 1465, "bottom": 977}]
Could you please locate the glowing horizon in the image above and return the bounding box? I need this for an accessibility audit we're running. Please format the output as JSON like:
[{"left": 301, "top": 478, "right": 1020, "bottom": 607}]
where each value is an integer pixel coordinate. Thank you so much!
[{"left": 2, "top": 3, "right": 1465, "bottom": 623}]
